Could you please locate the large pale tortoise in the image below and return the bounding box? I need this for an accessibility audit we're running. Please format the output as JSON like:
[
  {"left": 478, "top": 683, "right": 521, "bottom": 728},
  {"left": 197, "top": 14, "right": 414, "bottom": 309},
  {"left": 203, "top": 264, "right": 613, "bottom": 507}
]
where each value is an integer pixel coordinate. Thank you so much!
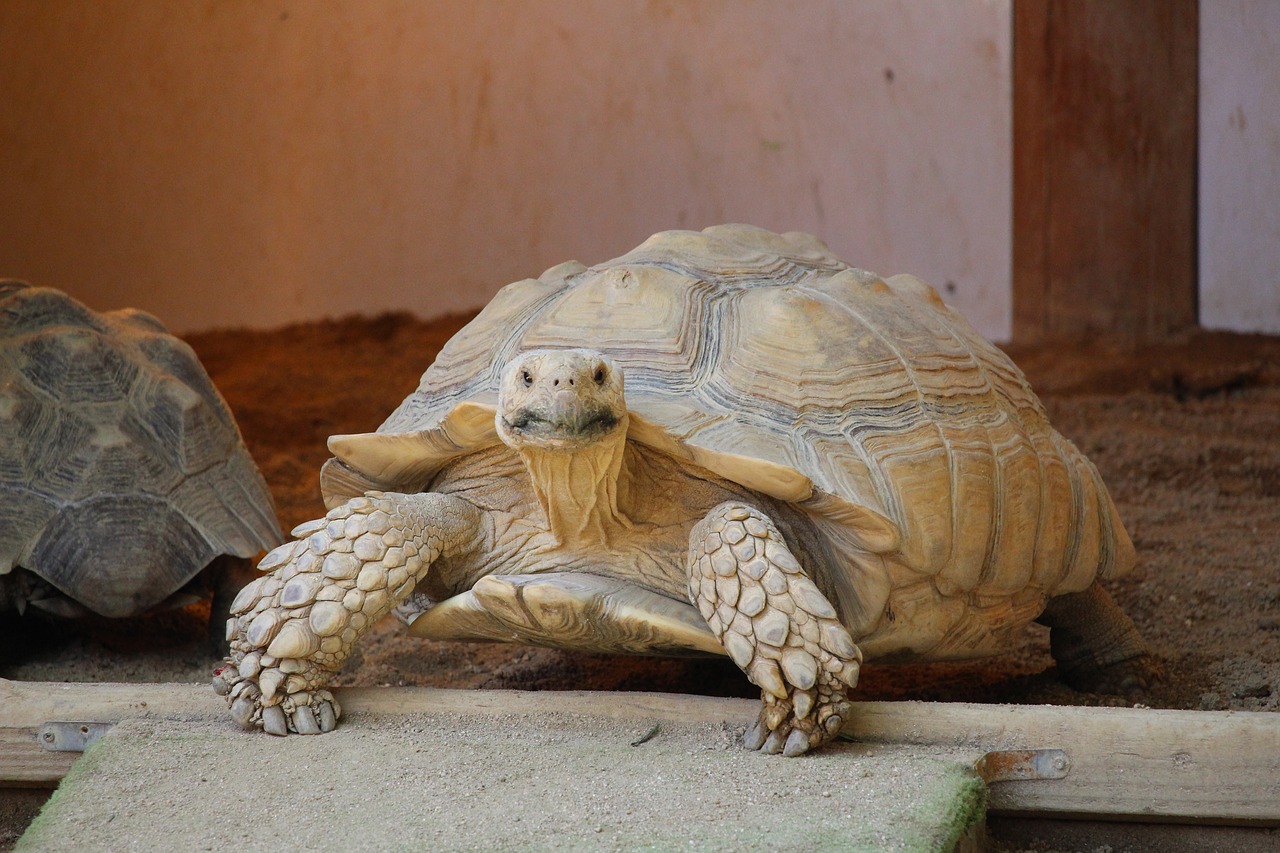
[
  {"left": 0, "top": 282, "right": 282, "bottom": 643},
  {"left": 216, "top": 225, "right": 1157, "bottom": 755}
]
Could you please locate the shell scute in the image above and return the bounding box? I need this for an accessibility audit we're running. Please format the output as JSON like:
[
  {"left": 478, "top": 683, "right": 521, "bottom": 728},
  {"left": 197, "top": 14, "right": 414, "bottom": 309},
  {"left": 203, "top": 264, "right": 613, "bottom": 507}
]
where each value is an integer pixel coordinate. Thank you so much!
[{"left": 521, "top": 265, "right": 716, "bottom": 389}]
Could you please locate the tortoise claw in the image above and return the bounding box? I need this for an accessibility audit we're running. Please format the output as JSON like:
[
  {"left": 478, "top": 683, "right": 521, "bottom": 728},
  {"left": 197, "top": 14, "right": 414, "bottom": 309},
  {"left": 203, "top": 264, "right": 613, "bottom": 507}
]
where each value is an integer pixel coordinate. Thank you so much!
[
  {"left": 318, "top": 702, "right": 338, "bottom": 733},
  {"left": 784, "top": 729, "right": 812, "bottom": 758},
  {"left": 262, "top": 705, "right": 288, "bottom": 736},
  {"left": 761, "top": 729, "right": 787, "bottom": 755},
  {"left": 746, "top": 719, "right": 770, "bottom": 751},
  {"left": 230, "top": 695, "right": 255, "bottom": 729},
  {"left": 293, "top": 705, "right": 321, "bottom": 735}
]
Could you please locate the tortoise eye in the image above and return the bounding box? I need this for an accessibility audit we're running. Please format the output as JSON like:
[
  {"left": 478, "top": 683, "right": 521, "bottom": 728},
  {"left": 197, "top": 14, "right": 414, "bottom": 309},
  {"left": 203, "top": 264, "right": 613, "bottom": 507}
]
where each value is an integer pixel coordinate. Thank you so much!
[
  {"left": 593, "top": 366, "right": 607, "bottom": 385},
  {"left": 521, "top": 370, "right": 533, "bottom": 387}
]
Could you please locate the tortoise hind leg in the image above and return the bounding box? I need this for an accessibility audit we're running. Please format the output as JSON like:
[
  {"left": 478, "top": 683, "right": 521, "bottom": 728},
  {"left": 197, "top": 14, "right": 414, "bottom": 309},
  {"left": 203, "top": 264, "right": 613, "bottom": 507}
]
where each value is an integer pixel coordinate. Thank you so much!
[
  {"left": 687, "top": 501, "right": 862, "bottom": 757},
  {"left": 1037, "top": 581, "right": 1163, "bottom": 694}
]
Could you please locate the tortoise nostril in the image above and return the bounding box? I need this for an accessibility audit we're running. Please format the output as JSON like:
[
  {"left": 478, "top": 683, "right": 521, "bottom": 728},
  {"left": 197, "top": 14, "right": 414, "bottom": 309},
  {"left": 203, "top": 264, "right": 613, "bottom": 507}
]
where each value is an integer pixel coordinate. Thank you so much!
[{"left": 553, "top": 379, "right": 559, "bottom": 387}]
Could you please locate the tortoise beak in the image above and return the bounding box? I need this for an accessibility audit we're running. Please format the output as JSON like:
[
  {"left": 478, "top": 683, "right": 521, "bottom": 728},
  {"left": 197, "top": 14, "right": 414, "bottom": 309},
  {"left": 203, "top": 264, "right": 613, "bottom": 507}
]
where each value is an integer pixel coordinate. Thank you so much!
[{"left": 503, "top": 400, "right": 620, "bottom": 441}]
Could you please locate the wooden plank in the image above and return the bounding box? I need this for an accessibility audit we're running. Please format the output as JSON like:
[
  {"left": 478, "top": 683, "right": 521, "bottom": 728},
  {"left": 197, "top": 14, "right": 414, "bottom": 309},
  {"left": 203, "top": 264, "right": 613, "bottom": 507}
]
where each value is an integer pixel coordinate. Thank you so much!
[
  {"left": 0, "top": 680, "right": 226, "bottom": 786},
  {"left": 852, "top": 702, "right": 1280, "bottom": 824},
  {"left": 2, "top": 680, "right": 1277, "bottom": 823},
  {"left": 1012, "top": 0, "right": 1198, "bottom": 341},
  {"left": 0, "top": 728, "right": 76, "bottom": 787}
]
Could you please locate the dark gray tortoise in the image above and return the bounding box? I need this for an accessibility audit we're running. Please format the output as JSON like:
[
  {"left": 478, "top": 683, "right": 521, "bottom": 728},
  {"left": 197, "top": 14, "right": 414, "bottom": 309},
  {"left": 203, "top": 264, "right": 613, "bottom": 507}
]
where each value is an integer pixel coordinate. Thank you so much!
[{"left": 0, "top": 281, "right": 282, "bottom": 642}]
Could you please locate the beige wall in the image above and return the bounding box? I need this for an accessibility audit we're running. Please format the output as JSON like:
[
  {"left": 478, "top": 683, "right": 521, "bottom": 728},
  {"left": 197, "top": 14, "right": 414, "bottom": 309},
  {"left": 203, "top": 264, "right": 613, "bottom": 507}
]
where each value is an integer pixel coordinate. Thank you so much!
[
  {"left": 1200, "top": 1, "right": 1280, "bottom": 335},
  {"left": 0, "top": 1, "right": 1012, "bottom": 338}
]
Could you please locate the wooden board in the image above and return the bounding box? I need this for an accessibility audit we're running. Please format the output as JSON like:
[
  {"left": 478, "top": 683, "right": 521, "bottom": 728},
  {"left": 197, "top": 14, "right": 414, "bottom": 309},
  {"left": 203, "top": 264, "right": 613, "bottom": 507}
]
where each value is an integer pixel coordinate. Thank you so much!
[
  {"left": 2, "top": 679, "right": 1277, "bottom": 824},
  {"left": 1012, "top": 0, "right": 1198, "bottom": 341}
]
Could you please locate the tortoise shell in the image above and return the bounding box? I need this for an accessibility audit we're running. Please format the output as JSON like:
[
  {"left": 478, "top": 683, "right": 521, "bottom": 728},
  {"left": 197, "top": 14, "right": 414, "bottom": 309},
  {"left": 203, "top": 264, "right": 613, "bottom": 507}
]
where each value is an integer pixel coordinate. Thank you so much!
[
  {"left": 320, "top": 225, "right": 1133, "bottom": 658},
  {"left": 0, "top": 282, "right": 282, "bottom": 617}
]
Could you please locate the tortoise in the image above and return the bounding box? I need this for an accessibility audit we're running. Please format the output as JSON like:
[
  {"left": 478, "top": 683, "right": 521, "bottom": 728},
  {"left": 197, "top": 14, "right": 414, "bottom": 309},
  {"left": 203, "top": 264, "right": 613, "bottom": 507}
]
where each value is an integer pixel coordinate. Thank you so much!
[
  {"left": 216, "top": 225, "right": 1158, "bottom": 755},
  {"left": 0, "top": 281, "right": 283, "bottom": 644}
]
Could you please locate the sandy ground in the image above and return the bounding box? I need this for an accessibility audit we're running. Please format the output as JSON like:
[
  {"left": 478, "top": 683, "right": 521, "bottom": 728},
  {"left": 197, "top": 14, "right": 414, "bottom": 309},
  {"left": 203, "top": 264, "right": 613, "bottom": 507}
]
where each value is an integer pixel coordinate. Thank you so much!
[{"left": 3, "top": 313, "right": 1279, "bottom": 849}]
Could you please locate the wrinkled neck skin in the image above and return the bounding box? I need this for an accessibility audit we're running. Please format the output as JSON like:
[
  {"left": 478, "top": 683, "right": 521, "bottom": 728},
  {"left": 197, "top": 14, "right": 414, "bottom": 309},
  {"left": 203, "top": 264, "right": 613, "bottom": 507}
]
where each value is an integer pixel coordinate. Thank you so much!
[{"left": 513, "top": 416, "right": 633, "bottom": 548}]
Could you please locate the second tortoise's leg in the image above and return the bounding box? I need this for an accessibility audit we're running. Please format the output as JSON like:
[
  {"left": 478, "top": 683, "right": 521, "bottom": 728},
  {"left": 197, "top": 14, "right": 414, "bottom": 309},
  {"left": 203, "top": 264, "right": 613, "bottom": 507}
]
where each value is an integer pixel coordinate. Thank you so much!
[
  {"left": 214, "top": 491, "right": 480, "bottom": 735},
  {"left": 687, "top": 502, "right": 862, "bottom": 757},
  {"left": 207, "top": 554, "right": 259, "bottom": 655},
  {"left": 1037, "top": 580, "right": 1163, "bottom": 694}
]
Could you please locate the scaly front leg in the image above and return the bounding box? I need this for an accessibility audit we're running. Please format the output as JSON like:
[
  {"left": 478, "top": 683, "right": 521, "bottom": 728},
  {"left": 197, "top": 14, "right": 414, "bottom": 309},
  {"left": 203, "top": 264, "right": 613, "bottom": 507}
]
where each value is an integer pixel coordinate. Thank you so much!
[
  {"left": 213, "top": 491, "right": 480, "bottom": 735},
  {"left": 687, "top": 502, "right": 862, "bottom": 756}
]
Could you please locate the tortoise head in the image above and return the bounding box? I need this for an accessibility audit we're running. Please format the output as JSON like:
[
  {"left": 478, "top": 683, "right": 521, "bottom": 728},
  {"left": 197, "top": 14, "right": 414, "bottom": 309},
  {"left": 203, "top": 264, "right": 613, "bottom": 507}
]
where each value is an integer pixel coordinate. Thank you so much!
[{"left": 496, "top": 349, "right": 627, "bottom": 451}]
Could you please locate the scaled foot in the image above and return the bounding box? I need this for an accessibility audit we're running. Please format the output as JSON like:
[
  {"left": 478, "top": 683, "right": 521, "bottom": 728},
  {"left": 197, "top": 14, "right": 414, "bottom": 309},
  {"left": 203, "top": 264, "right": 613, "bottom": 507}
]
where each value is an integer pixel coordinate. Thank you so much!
[
  {"left": 213, "top": 656, "right": 340, "bottom": 736},
  {"left": 1038, "top": 581, "right": 1165, "bottom": 696},
  {"left": 215, "top": 491, "right": 477, "bottom": 735},
  {"left": 688, "top": 502, "right": 862, "bottom": 756},
  {"left": 1065, "top": 654, "right": 1165, "bottom": 696}
]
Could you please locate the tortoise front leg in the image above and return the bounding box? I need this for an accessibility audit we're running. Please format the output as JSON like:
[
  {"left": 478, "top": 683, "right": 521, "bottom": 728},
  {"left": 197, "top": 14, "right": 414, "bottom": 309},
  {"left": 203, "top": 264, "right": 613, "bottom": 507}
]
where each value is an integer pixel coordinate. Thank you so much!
[
  {"left": 213, "top": 491, "right": 481, "bottom": 735},
  {"left": 687, "top": 502, "right": 862, "bottom": 756}
]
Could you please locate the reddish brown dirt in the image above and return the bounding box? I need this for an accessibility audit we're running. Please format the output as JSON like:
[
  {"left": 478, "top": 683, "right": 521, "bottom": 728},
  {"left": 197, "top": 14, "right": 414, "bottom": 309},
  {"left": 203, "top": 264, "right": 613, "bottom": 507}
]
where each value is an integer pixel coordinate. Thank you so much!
[{"left": 4, "top": 316, "right": 1279, "bottom": 717}]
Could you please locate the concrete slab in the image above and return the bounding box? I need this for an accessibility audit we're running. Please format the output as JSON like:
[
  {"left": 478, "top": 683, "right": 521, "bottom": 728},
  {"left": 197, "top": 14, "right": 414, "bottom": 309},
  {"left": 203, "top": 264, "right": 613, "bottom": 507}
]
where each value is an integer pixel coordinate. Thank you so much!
[{"left": 17, "top": 710, "right": 986, "bottom": 852}]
